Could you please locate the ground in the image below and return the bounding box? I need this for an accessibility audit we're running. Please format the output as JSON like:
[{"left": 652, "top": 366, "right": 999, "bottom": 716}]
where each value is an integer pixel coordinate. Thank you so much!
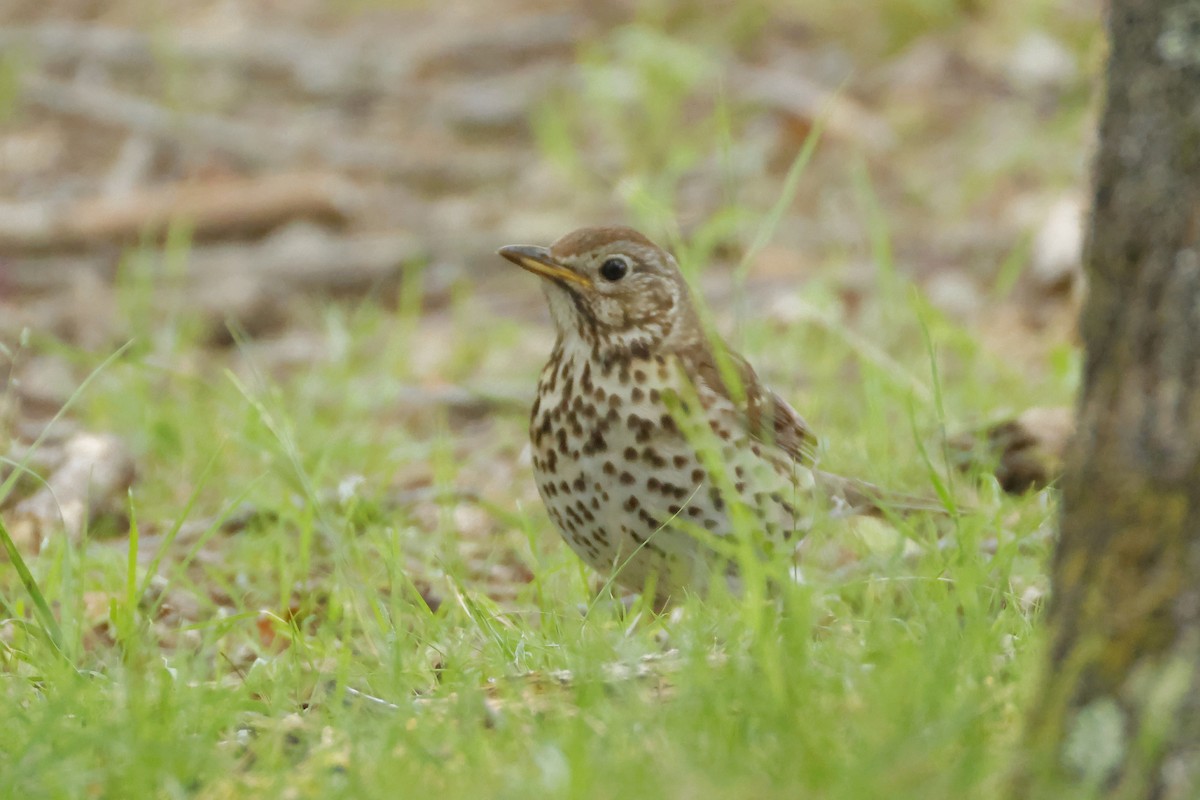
[{"left": 2, "top": 1, "right": 1089, "bottom": 797}]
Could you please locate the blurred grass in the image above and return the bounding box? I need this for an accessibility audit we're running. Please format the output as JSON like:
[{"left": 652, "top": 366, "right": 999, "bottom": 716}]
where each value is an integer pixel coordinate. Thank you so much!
[
  {"left": 0, "top": 223, "right": 1067, "bottom": 799},
  {"left": 0, "top": 5, "right": 1087, "bottom": 798}
]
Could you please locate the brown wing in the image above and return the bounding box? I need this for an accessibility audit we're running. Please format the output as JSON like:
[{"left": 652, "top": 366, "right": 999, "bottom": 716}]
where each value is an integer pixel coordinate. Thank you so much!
[
  {"left": 687, "top": 343, "right": 818, "bottom": 466},
  {"left": 686, "top": 341, "right": 950, "bottom": 516}
]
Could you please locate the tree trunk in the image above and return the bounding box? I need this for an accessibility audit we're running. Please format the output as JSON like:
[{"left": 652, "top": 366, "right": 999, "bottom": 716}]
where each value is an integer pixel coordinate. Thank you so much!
[{"left": 1020, "top": 0, "right": 1200, "bottom": 797}]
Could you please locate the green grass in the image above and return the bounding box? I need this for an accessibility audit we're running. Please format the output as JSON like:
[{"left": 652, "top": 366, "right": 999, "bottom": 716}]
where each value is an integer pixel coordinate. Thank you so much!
[{"left": 0, "top": 225, "right": 1066, "bottom": 798}]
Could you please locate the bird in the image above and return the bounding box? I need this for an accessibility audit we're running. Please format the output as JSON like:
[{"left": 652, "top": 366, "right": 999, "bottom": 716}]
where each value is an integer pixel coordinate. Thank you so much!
[{"left": 499, "top": 226, "right": 939, "bottom": 605}]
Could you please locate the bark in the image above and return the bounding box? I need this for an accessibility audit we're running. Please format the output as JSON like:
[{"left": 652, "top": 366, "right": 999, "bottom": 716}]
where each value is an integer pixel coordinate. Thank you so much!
[{"left": 1020, "top": 0, "right": 1200, "bottom": 797}]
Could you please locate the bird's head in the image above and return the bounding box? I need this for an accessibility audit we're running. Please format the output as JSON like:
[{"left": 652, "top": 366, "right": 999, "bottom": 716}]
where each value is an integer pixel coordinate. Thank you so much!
[{"left": 498, "top": 226, "right": 700, "bottom": 358}]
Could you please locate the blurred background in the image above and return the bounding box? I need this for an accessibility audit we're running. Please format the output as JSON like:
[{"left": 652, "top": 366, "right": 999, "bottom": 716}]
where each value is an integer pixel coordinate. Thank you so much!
[
  {"left": 1, "top": 0, "right": 1093, "bottom": 347},
  {"left": 0, "top": 0, "right": 1091, "bottom": 610},
  {"left": 0, "top": 6, "right": 1103, "bottom": 793}
]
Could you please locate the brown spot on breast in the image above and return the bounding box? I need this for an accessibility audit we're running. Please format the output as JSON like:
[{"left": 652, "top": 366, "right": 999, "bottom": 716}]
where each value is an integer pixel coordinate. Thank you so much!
[
  {"left": 619, "top": 471, "right": 636, "bottom": 485},
  {"left": 637, "top": 509, "right": 661, "bottom": 530},
  {"left": 535, "top": 416, "right": 552, "bottom": 443},
  {"left": 624, "top": 525, "right": 667, "bottom": 558},
  {"left": 641, "top": 448, "right": 667, "bottom": 469},
  {"left": 575, "top": 500, "right": 595, "bottom": 522},
  {"left": 583, "top": 430, "right": 607, "bottom": 455},
  {"left": 708, "top": 488, "right": 726, "bottom": 511}
]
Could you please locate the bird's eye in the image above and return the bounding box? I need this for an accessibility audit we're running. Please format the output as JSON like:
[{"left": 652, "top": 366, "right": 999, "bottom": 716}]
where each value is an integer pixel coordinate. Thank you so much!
[{"left": 599, "top": 257, "right": 629, "bottom": 282}]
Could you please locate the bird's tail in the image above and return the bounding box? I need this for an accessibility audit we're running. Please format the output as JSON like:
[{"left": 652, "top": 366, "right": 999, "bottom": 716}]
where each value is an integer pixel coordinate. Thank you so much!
[{"left": 812, "top": 469, "right": 953, "bottom": 517}]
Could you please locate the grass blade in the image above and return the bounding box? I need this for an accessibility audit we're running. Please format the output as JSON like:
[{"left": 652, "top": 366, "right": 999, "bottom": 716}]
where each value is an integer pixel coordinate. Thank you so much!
[{"left": 0, "top": 513, "right": 67, "bottom": 660}]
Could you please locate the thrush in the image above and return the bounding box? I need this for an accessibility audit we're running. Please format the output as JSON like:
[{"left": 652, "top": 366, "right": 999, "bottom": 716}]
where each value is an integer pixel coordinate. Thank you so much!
[{"left": 500, "top": 226, "right": 937, "bottom": 604}]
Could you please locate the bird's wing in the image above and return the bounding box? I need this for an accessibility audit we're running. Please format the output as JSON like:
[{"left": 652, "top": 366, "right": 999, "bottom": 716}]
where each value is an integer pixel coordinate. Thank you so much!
[
  {"left": 686, "top": 343, "right": 951, "bottom": 516},
  {"left": 688, "top": 345, "right": 819, "bottom": 466}
]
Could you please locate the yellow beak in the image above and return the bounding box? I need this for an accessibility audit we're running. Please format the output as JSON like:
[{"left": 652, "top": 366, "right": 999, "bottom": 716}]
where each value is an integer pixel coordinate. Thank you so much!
[{"left": 497, "top": 245, "right": 592, "bottom": 289}]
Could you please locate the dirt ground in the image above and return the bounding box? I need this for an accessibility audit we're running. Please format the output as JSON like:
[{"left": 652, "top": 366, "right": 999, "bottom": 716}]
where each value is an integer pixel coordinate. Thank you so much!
[{"left": 1, "top": 0, "right": 1090, "bottom": 568}]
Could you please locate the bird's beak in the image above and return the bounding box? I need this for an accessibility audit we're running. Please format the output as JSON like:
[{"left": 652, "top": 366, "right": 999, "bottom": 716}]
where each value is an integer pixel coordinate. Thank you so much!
[{"left": 497, "top": 245, "right": 592, "bottom": 289}]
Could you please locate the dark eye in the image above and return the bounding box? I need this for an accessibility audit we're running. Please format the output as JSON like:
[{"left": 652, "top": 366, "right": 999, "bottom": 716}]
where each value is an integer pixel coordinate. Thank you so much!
[{"left": 599, "top": 257, "right": 629, "bottom": 282}]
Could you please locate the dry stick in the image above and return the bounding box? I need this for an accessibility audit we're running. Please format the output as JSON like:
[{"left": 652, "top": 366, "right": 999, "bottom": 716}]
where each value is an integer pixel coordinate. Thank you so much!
[
  {"left": 2, "top": 231, "right": 426, "bottom": 298},
  {"left": 0, "top": 172, "right": 361, "bottom": 253},
  {"left": 1, "top": 16, "right": 579, "bottom": 92},
  {"left": 19, "top": 74, "right": 516, "bottom": 187}
]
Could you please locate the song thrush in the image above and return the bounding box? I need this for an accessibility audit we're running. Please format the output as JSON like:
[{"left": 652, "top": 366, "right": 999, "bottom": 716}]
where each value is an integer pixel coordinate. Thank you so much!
[{"left": 500, "top": 226, "right": 934, "bottom": 603}]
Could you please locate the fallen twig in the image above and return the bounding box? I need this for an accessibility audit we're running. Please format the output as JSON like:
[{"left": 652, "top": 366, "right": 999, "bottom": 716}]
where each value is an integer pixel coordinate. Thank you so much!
[
  {"left": 20, "top": 74, "right": 517, "bottom": 188},
  {"left": 0, "top": 172, "right": 361, "bottom": 253},
  {"left": 3, "top": 16, "right": 579, "bottom": 93}
]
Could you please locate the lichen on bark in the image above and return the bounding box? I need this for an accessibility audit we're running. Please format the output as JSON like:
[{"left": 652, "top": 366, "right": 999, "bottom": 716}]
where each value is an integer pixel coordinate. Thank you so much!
[{"left": 1019, "top": 0, "right": 1200, "bottom": 797}]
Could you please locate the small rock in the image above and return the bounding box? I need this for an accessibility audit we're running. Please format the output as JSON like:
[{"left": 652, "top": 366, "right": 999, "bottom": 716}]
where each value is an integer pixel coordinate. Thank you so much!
[
  {"left": 1031, "top": 195, "right": 1085, "bottom": 294},
  {"left": 925, "top": 271, "right": 983, "bottom": 320},
  {"left": 7, "top": 431, "right": 136, "bottom": 550},
  {"left": 1007, "top": 32, "right": 1077, "bottom": 91}
]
